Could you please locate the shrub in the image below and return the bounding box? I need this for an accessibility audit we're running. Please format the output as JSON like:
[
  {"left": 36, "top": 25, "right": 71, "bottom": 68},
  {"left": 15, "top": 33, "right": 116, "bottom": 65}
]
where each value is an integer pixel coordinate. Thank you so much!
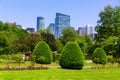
[
  {"left": 107, "top": 55, "right": 114, "bottom": 63},
  {"left": 32, "top": 41, "right": 52, "bottom": 64},
  {"left": 59, "top": 42, "right": 84, "bottom": 69},
  {"left": 15, "top": 52, "right": 22, "bottom": 67},
  {"left": 92, "top": 48, "right": 107, "bottom": 65}
]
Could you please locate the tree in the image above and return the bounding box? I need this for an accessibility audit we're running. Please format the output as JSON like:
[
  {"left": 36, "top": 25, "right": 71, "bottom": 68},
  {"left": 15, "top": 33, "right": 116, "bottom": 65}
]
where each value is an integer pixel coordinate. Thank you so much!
[
  {"left": 95, "top": 5, "right": 120, "bottom": 57},
  {"left": 13, "top": 33, "right": 43, "bottom": 54},
  {"left": 13, "top": 39, "right": 29, "bottom": 54},
  {"left": 0, "top": 21, "right": 4, "bottom": 30},
  {"left": 59, "top": 42, "right": 84, "bottom": 69},
  {"left": 92, "top": 48, "right": 107, "bottom": 65},
  {"left": 0, "top": 33, "right": 11, "bottom": 55},
  {"left": 60, "top": 27, "right": 78, "bottom": 45},
  {"left": 0, "top": 22, "right": 29, "bottom": 54},
  {"left": 85, "top": 35, "right": 95, "bottom": 57},
  {"left": 39, "top": 28, "right": 58, "bottom": 51},
  {"left": 15, "top": 52, "right": 22, "bottom": 67},
  {"left": 33, "top": 41, "right": 52, "bottom": 64},
  {"left": 101, "top": 36, "right": 118, "bottom": 55},
  {"left": 26, "top": 33, "right": 43, "bottom": 53},
  {"left": 75, "top": 35, "right": 87, "bottom": 55},
  {"left": 56, "top": 38, "right": 64, "bottom": 53},
  {"left": 3, "top": 22, "right": 29, "bottom": 39}
]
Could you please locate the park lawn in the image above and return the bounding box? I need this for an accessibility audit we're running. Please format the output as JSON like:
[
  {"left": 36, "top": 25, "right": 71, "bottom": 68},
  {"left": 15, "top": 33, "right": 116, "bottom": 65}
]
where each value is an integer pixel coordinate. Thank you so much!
[{"left": 0, "top": 68, "right": 120, "bottom": 80}]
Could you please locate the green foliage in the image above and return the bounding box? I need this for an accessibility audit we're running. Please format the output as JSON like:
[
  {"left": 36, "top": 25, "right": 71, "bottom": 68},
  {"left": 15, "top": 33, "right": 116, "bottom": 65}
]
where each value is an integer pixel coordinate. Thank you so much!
[
  {"left": 60, "top": 27, "right": 78, "bottom": 45},
  {"left": 15, "top": 52, "right": 23, "bottom": 66},
  {"left": 39, "top": 28, "right": 58, "bottom": 51},
  {"left": 95, "top": 5, "right": 120, "bottom": 57},
  {"left": 4, "top": 22, "right": 29, "bottom": 39},
  {"left": 0, "top": 33, "right": 11, "bottom": 55},
  {"left": 107, "top": 55, "right": 114, "bottom": 63},
  {"left": 92, "top": 48, "right": 107, "bottom": 64},
  {"left": 0, "top": 22, "right": 29, "bottom": 55},
  {"left": 101, "top": 36, "right": 118, "bottom": 55},
  {"left": 0, "top": 21, "right": 4, "bottom": 30},
  {"left": 75, "top": 35, "right": 87, "bottom": 55},
  {"left": 59, "top": 42, "right": 84, "bottom": 69},
  {"left": 13, "top": 33, "right": 43, "bottom": 54},
  {"left": 56, "top": 38, "right": 64, "bottom": 53},
  {"left": 33, "top": 41, "right": 52, "bottom": 64}
]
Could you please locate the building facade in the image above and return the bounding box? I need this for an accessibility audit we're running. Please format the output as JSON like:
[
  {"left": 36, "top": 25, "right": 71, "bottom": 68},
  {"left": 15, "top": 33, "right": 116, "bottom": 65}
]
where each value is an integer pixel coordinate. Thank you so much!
[
  {"left": 78, "top": 27, "right": 85, "bottom": 36},
  {"left": 85, "top": 24, "right": 94, "bottom": 35},
  {"left": 26, "top": 28, "right": 35, "bottom": 33},
  {"left": 48, "top": 23, "right": 55, "bottom": 35},
  {"left": 55, "top": 13, "right": 70, "bottom": 38},
  {"left": 37, "top": 17, "right": 45, "bottom": 31}
]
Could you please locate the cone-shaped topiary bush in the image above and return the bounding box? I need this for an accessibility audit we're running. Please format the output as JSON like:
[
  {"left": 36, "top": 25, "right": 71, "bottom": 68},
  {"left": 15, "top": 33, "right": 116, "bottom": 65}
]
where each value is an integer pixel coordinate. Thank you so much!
[
  {"left": 92, "top": 48, "right": 107, "bottom": 64},
  {"left": 33, "top": 41, "right": 52, "bottom": 64},
  {"left": 59, "top": 42, "right": 84, "bottom": 69}
]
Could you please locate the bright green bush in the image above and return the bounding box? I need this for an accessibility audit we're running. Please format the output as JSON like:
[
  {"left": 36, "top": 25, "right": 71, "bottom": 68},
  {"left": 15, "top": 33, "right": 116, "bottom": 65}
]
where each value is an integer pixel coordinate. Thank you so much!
[
  {"left": 15, "top": 52, "right": 22, "bottom": 66},
  {"left": 92, "top": 48, "right": 107, "bottom": 64},
  {"left": 33, "top": 41, "right": 52, "bottom": 64},
  {"left": 59, "top": 42, "right": 84, "bottom": 69}
]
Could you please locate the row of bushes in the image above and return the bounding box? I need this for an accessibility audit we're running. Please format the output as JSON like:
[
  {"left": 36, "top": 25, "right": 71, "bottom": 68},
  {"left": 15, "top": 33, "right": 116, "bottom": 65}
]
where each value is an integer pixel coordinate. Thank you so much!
[
  {"left": 33, "top": 41, "right": 111, "bottom": 70},
  {"left": 33, "top": 41, "right": 84, "bottom": 69}
]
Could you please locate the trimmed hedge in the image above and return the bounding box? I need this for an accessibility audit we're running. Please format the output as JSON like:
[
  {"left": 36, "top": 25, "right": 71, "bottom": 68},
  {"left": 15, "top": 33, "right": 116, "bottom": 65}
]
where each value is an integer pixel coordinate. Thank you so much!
[
  {"left": 59, "top": 42, "right": 84, "bottom": 69},
  {"left": 92, "top": 48, "right": 107, "bottom": 64},
  {"left": 33, "top": 41, "right": 52, "bottom": 64}
]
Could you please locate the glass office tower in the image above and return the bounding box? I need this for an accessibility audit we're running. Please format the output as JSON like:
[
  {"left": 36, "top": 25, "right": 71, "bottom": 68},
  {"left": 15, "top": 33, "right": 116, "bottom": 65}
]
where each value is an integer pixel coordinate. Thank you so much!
[
  {"left": 55, "top": 13, "right": 70, "bottom": 38},
  {"left": 37, "top": 17, "right": 45, "bottom": 31},
  {"left": 48, "top": 23, "right": 55, "bottom": 35}
]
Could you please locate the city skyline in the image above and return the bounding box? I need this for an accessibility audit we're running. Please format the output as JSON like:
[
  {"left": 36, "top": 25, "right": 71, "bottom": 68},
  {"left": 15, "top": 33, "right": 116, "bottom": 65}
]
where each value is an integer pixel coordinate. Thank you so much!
[{"left": 0, "top": 0, "right": 120, "bottom": 30}]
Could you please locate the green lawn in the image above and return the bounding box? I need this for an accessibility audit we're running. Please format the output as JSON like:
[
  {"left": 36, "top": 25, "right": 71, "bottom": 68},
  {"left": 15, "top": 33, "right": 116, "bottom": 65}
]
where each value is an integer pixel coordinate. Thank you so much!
[{"left": 0, "top": 68, "right": 120, "bottom": 80}]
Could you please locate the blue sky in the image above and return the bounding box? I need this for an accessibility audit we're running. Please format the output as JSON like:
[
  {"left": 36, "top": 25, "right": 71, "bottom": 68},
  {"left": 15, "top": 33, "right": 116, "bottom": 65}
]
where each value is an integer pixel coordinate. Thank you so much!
[{"left": 0, "top": 0, "right": 120, "bottom": 30}]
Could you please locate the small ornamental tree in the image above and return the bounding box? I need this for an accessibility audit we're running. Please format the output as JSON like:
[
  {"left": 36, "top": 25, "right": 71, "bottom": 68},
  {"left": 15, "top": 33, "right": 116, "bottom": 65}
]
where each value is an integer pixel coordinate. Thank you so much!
[
  {"left": 33, "top": 41, "right": 52, "bottom": 64},
  {"left": 59, "top": 42, "right": 84, "bottom": 69},
  {"left": 15, "top": 52, "right": 22, "bottom": 67},
  {"left": 92, "top": 48, "right": 107, "bottom": 65}
]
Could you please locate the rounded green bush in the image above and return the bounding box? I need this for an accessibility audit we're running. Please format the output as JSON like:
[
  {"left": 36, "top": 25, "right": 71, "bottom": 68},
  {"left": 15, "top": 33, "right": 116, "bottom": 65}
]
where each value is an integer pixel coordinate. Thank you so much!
[
  {"left": 92, "top": 48, "right": 107, "bottom": 64},
  {"left": 33, "top": 41, "right": 52, "bottom": 64},
  {"left": 59, "top": 42, "right": 84, "bottom": 69}
]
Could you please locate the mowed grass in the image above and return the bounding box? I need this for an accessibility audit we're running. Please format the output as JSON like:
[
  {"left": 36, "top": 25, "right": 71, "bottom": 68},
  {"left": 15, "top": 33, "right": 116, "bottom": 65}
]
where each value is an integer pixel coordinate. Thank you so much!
[{"left": 0, "top": 68, "right": 120, "bottom": 80}]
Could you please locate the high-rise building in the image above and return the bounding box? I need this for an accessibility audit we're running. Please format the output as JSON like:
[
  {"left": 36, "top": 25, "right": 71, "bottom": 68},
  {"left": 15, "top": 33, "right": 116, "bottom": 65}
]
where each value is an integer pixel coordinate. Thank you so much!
[
  {"left": 48, "top": 23, "right": 55, "bottom": 35},
  {"left": 55, "top": 13, "right": 70, "bottom": 38},
  {"left": 85, "top": 24, "right": 94, "bottom": 35},
  {"left": 37, "top": 17, "right": 45, "bottom": 31},
  {"left": 26, "top": 28, "right": 35, "bottom": 33},
  {"left": 78, "top": 27, "right": 85, "bottom": 36}
]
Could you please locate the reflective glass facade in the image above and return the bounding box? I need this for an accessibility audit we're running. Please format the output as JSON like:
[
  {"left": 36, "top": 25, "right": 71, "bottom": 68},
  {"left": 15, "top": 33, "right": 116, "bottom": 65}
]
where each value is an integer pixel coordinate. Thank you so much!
[
  {"left": 37, "top": 17, "right": 45, "bottom": 31},
  {"left": 55, "top": 13, "right": 70, "bottom": 38},
  {"left": 48, "top": 23, "right": 55, "bottom": 35}
]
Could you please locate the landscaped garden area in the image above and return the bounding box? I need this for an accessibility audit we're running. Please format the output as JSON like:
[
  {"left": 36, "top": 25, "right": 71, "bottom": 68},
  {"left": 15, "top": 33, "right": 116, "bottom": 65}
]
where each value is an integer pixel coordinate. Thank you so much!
[{"left": 1, "top": 5, "right": 120, "bottom": 80}]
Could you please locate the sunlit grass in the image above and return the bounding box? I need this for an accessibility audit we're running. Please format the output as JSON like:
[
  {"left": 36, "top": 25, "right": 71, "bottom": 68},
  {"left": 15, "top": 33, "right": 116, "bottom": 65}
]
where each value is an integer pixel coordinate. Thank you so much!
[{"left": 0, "top": 68, "right": 120, "bottom": 80}]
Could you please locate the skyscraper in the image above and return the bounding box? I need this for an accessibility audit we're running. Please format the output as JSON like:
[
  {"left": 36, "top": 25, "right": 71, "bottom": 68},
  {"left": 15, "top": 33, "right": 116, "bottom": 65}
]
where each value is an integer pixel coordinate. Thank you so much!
[
  {"left": 48, "top": 23, "right": 55, "bottom": 35},
  {"left": 78, "top": 27, "right": 85, "bottom": 36},
  {"left": 85, "top": 24, "right": 94, "bottom": 35},
  {"left": 37, "top": 17, "right": 45, "bottom": 31},
  {"left": 55, "top": 13, "right": 70, "bottom": 38}
]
